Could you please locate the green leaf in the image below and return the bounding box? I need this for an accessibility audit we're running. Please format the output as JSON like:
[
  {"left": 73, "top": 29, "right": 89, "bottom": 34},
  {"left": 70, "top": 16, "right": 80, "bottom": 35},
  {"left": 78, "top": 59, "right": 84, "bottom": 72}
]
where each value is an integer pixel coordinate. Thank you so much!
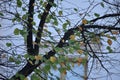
[
  {"left": 58, "top": 11, "right": 63, "bottom": 16},
  {"left": 82, "top": 58, "right": 87, "bottom": 65},
  {"left": 34, "top": 69, "right": 41, "bottom": 73},
  {"left": 44, "top": 64, "right": 51, "bottom": 72},
  {"left": 12, "top": 18, "right": 17, "bottom": 22},
  {"left": 100, "top": 2, "right": 104, "bottom": 8},
  {"left": 0, "top": 12, "right": 4, "bottom": 16},
  {"left": 22, "top": 14, "right": 27, "bottom": 20},
  {"left": 15, "top": 60, "right": 21, "bottom": 64},
  {"left": 66, "top": 20, "right": 71, "bottom": 25},
  {"left": 38, "top": 13, "right": 41, "bottom": 19},
  {"left": 53, "top": 18, "right": 58, "bottom": 26},
  {"left": 16, "top": 18, "right": 21, "bottom": 22},
  {"left": 111, "top": 36, "right": 117, "bottom": 41},
  {"left": 14, "top": 28, "right": 20, "bottom": 35},
  {"left": 49, "top": 2, "right": 57, "bottom": 7},
  {"left": 24, "top": 54, "right": 29, "bottom": 59},
  {"left": 14, "top": 73, "right": 25, "bottom": 80},
  {"left": 6, "top": 43, "right": 12, "bottom": 47},
  {"left": 17, "top": 55, "right": 21, "bottom": 58},
  {"left": 20, "top": 29, "right": 26, "bottom": 36},
  {"left": 31, "top": 74, "right": 40, "bottom": 80},
  {"left": 46, "top": 15, "right": 52, "bottom": 23},
  {"left": 69, "top": 47, "right": 74, "bottom": 53},
  {"left": 63, "top": 23, "right": 68, "bottom": 30},
  {"left": 35, "top": 60, "right": 39, "bottom": 65},
  {"left": 74, "top": 8, "right": 78, "bottom": 11},
  {"left": 9, "top": 56, "right": 14, "bottom": 62},
  {"left": 19, "top": 74, "right": 25, "bottom": 80},
  {"left": 17, "top": 0, "right": 22, "bottom": 7},
  {"left": 106, "top": 46, "right": 113, "bottom": 53},
  {"left": 94, "top": 13, "right": 100, "bottom": 17},
  {"left": 22, "top": 7, "right": 26, "bottom": 11},
  {"left": 29, "top": 55, "right": 35, "bottom": 60},
  {"left": 31, "top": 21, "right": 36, "bottom": 25},
  {"left": 59, "top": 67, "right": 66, "bottom": 73}
]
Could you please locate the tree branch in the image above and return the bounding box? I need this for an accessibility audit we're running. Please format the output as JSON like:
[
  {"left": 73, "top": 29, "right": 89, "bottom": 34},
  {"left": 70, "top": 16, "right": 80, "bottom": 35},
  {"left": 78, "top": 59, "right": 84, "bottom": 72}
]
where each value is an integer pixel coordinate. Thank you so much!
[
  {"left": 10, "top": 23, "right": 120, "bottom": 80},
  {"left": 27, "top": 0, "right": 35, "bottom": 55},
  {"left": 102, "top": 0, "right": 120, "bottom": 7},
  {"left": 91, "top": 13, "right": 120, "bottom": 22},
  {"left": 80, "top": 25, "right": 120, "bottom": 30},
  {"left": 10, "top": 0, "right": 54, "bottom": 79},
  {"left": 10, "top": 1, "right": 120, "bottom": 78},
  {"left": 34, "top": 0, "right": 54, "bottom": 55}
]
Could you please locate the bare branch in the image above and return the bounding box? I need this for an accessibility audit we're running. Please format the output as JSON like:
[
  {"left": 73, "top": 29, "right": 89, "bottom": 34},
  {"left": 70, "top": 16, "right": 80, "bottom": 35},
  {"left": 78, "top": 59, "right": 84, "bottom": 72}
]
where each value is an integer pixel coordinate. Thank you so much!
[
  {"left": 103, "top": 0, "right": 120, "bottom": 7},
  {"left": 90, "top": 13, "right": 120, "bottom": 22}
]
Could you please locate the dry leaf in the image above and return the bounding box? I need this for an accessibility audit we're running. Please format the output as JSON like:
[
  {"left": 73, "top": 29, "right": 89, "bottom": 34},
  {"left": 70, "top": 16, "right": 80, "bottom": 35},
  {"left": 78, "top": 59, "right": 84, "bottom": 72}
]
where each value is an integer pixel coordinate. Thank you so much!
[
  {"left": 35, "top": 55, "right": 41, "bottom": 60},
  {"left": 80, "top": 42, "right": 85, "bottom": 46},
  {"left": 107, "top": 39, "right": 112, "bottom": 45},
  {"left": 1, "top": 54, "right": 6, "bottom": 58},
  {"left": 77, "top": 58, "right": 83, "bottom": 63},
  {"left": 70, "top": 35, "right": 75, "bottom": 40},
  {"left": 111, "top": 30, "right": 119, "bottom": 35},
  {"left": 77, "top": 50, "right": 84, "bottom": 54},
  {"left": 60, "top": 62, "right": 65, "bottom": 67},
  {"left": 95, "top": 37, "right": 100, "bottom": 43},
  {"left": 62, "top": 70, "right": 67, "bottom": 75},
  {"left": 78, "top": 26, "right": 83, "bottom": 31},
  {"left": 82, "top": 19, "right": 88, "bottom": 24}
]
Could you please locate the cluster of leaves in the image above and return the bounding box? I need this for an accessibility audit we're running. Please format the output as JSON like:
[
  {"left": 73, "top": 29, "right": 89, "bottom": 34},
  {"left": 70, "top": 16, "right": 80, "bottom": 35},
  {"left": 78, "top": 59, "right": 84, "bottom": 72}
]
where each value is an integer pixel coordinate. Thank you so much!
[{"left": 1, "top": 0, "right": 120, "bottom": 80}]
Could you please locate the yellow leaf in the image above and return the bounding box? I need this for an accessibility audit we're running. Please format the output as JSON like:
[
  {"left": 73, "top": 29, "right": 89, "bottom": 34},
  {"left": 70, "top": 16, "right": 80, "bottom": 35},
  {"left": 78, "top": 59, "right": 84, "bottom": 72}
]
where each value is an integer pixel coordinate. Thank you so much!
[
  {"left": 35, "top": 55, "right": 41, "bottom": 60},
  {"left": 24, "top": 77, "right": 28, "bottom": 80},
  {"left": 33, "top": 42, "right": 37, "bottom": 45},
  {"left": 70, "top": 35, "right": 75, "bottom": 40},
  {"left": 107, "top": 39, "right": 112, "bottom": 45},
  {"left": 80, "top": 42, "right": 85, "bottom": 46},
  {"left": 77, "top": 50, "right": 84, "bottom": 54},
  {"left": 29, "top": 60, "right": 34, "bottom": 65},
  {"left": 50, "top": 56, "right": 56, "bottom": 63},
  {"left": 62, "top": 39, "right": 65, "bottom": 42},
  {"left": 82, "top": 19, "right": 88, "bottom": 24}
]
